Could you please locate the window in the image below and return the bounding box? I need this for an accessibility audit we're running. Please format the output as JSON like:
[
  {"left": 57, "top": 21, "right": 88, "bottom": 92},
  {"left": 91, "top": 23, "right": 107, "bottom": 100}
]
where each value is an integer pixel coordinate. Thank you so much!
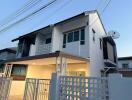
[
  {"left": 80, "top": 28, "right": 85, "bottom": 45},
  {"left": 100, "top": 38, "right": 102, "bottom": 49},
  {"left": 63, "top": 28, "right": 85, "bottom": 47},
  {"left": 11, "top": 64, "right": 27, "bottom": 80},
  {"left": 0, "top": 64, "right": 5, "bottom": 73},
  {"left": 68, "top": 32, "right": 73, "bottom": 43},
  {"left": 63, "top": 34, "right": 66, "bottom": 48},
  {"left": 45, "top": 38, "right": 51, "bottom": 44},
  {"left": 92, "top": 29, "right": 96, "bottom": 42},
  {"left": 74, "top": 30, "right": 79, "bottom": 41},
  {"left": 92, "top": 28, "right": 96, "bottom": 33},
  {"left": 122, "top": 63, "right": 129, "bottom": 69}
]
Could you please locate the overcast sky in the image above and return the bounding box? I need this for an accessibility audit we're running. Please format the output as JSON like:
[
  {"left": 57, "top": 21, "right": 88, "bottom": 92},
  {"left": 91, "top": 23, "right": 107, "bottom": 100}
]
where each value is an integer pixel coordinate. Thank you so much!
[{"left": 0, "top": 0, "right": 132, "bottom": 57}]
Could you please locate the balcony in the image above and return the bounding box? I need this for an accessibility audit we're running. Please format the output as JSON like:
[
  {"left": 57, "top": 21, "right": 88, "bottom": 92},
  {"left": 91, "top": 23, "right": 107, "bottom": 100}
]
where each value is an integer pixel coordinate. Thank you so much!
[
  {"left": 103, "top": 36, "right": 117, "bottom": 68},
  {"left": 36, "top": 43, "right": 52, "bottom": 55}
]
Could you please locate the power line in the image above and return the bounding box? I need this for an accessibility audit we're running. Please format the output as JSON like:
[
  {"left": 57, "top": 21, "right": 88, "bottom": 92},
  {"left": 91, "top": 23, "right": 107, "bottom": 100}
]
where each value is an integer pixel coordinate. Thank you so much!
[
  {"left": 0, "top": 0, "right": 58, "bottom": 33},
  {"left": 101, "top": 0, "right": 111, "bottom": 14},
  {"left": 0, "top": 0, "right": 43, "bottom": 29},
  {"left": 30, "top": 0, "right": 73, "bottom": 31},
  {"left": 89, "top": 0, "right": 112, "bottom": 27},
  {"left": 96, "top": 0, "right": 109, "bottom": 12}
]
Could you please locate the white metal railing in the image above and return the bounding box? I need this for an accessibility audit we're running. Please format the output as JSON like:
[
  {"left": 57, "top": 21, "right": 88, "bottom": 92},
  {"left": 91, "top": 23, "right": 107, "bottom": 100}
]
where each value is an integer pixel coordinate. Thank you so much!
[
  {"left": 0, "top": 77, "right": 12, "bottom": 100},
  {"left": 23, "top": 78, "right": 51, "bottom": 100},
  {"left": 59, "top": 76, "right": 109, "bottom": 100}
]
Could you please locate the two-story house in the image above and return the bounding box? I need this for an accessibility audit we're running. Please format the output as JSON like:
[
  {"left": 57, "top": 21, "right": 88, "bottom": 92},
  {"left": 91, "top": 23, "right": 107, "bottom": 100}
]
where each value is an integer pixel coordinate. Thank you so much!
[
  {"left": 1, "top": 10, "right": 117, "bottom": 99},
  {"left": 118, "top": 56, "right": 132, "bottom": 77}
]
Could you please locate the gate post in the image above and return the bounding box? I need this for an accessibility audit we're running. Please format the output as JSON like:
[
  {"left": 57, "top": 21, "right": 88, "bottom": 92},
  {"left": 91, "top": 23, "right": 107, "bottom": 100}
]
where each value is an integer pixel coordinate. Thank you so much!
[{"left": 49, "top": 73, "right": 60, "bottom": 100}]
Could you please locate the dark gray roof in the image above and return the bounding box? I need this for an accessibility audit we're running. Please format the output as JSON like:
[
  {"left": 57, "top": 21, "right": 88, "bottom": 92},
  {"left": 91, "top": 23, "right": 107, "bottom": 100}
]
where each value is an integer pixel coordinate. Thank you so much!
[
  {"left": 0, "top": 47, "right": 16, "bottom": 54},
  {"left": 12, "top": 10, "right": 103, "bottom": 42},
  {"left": 118, "top": 56, "right": 132, "bottom": 60}
]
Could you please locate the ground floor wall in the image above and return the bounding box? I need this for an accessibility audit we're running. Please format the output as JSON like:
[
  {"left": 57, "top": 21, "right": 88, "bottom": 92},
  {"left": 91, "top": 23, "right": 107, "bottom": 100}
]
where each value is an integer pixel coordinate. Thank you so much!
[
  {"left": 9, "top": 81, "right": 25, "bottom": 100},
  {"left": 8, "top": 62, "right": 89, "bottom": 100},
  {"left": 27, "top": 65, "right": 55, "bottom": 79},
  {"left": 67, "top": 63, "right": 90, "bottom": 76}
]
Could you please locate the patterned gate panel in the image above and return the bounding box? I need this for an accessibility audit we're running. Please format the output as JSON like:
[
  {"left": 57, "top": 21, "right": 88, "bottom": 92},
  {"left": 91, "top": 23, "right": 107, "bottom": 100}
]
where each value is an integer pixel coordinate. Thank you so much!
[
  {"left": 0, "top": 77, "right": 12, "bottom": 100},
  {"left": 23, "top": 78, "right": 51, "bottom": 100},
  {"left": 59, "top": 76, "right": 109, "bottom": 100}
]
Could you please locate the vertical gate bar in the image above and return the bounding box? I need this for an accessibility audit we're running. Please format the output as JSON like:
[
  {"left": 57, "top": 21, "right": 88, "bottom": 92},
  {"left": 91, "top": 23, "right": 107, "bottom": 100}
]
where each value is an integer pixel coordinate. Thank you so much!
[
  {"left": 34, "top": 79, "right": 39, "bottom": 100},
  {"left": 23, "top": 79, "right": 28, "bottom": 100},
  {"left": 6, "top": 78, "right": 12, "bottom": 100},
  {"left": 60, "top": 57, "right": 63, "bottom": 75}
]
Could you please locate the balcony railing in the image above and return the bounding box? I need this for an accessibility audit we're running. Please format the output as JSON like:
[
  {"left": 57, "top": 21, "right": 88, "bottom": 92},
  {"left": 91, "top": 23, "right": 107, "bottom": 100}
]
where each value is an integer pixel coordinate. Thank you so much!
[{"left": 36, "top": 44, "right": 52, "bottom": 55}]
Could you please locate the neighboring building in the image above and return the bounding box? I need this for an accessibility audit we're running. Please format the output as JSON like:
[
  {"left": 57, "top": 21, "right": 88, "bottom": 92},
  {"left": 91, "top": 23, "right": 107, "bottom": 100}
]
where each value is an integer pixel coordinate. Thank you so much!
[
  {"left": 0, "top": 47, "right": 16, "bottom": 60},
  {"left": 118, "top": 56, "right": 132, "bottom": 77},
  {"left": 0, "top": 47, "right": 16, "bottom": 75},
  {"left": 0, "top": 10, "right": 118, "bottom": 99}
]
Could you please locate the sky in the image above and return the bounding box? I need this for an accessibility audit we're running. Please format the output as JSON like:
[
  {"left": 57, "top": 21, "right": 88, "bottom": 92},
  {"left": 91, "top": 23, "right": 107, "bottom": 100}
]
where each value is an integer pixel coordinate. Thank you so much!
[{"left": 0, "top": 0, "right": 131, "bottom": 57}]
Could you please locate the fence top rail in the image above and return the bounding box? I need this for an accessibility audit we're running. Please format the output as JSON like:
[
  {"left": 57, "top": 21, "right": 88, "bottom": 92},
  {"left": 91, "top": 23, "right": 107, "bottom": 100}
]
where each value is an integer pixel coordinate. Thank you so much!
[
  {"left": 26, "top": 78, "right": 51, "bottom": 81},
  {"left": 60, "top": 75, "right": 107, "bottom": 80}
]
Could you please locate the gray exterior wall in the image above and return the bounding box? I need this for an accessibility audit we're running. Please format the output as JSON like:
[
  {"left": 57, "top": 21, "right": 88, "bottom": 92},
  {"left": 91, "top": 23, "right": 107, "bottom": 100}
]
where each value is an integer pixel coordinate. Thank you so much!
[
  {"left": 0, "top": 51, "right": 16, "bottom": 60},
  {"left": 35, "top": 33, "right": 52, "bottom": 55}
]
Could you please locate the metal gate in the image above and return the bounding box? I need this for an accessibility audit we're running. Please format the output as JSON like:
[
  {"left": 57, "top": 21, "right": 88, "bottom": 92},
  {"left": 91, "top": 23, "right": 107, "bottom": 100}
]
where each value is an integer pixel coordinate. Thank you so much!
[
  {"left": 23, "top": 78, "right": 51, "bottom": 100},
  {"left": 0, "top": 77, "right": 12, "bottom": 100}
]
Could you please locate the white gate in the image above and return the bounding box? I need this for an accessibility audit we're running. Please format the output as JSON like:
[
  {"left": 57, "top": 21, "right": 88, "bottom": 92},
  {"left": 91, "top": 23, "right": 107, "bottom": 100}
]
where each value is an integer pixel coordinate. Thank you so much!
[
  {"left": 59, "top": 76, "right": 109, "bottom": 100},
  {"left": 0, "top": 77, "right": 12, "bottom": 100},
  {"left": 23, "top": 78, "right": 51, "bottom": 100}
]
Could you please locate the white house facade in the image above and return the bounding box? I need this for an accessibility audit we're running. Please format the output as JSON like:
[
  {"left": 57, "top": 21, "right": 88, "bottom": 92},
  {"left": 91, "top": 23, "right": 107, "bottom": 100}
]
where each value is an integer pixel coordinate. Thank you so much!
[{"left": 11, "top": 10, "right": 117, "bottom": 77}]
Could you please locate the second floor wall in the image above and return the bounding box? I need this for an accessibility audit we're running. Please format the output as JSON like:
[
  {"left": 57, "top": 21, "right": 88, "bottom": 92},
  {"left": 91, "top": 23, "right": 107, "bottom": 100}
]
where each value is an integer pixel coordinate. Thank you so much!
[
  {"left": 52, "top": 14, "right": 90, "bottom": 58},
  {"left": 15, "top": 11, "right": 117, "bottom": 71}
]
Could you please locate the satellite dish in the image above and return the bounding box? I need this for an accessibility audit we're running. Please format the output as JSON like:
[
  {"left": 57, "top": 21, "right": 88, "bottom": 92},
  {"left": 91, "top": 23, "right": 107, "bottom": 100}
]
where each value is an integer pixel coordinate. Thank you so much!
[{"left": 108, "top": 30, "right": 120, "bottom": 39}]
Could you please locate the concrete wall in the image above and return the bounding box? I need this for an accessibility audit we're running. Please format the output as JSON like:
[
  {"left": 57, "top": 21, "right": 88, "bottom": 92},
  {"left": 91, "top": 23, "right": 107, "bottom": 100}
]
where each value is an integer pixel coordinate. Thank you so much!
[
  {"left": 29, "top": 44, "right": 36, "bottom": 56},
  {"left": 118, "top": 60, "right": 132, "bottom": 68},
  {"left": 89, "top": 13, "right": 106, "bottom": 77},
  {"left": 9, "top": 81, "right": 25, "bottom": 100},
  {"left": 8, "top": 63, "right": 89, "bottom": 100},
  {"left": 67, "top": 63, "right": 90, "bottom": 76},
  {"left": 35, "top": 33, "right": 52, "bottom": 55},
  {"left": 26, "top": 65, "right": 55, "bottom": 79},
  {"left": 108, "top": 74, "right": 132, "bottom": 100}
]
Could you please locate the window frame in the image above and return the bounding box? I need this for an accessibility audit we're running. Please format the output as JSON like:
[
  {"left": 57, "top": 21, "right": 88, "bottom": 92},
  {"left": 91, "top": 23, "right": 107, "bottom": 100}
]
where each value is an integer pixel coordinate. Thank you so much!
[
  {"left": 122, "top": 63, "right": 129, "bottom": 69},
  {"left": 80, "top": 28, "right": 85, "bottom": 45},
  {"left": 73, "top": 30, "right": 79, "bottom": 41},
  {"left": 63, "top": 27, "right": 85, "bottom": 48},
  {"left": 11, "top": 64, "right": 28, "bottom": 81},
  {"left": 45, "top": 38, "right": 51, "bottom": 44},
  {"left": 63, "top": 34, "right": 67, "bottom": 48},
  {"left": 67, "top": 32, "right": 74, "bottom": 43},
  {"left": 0, "top": 64, "right": 5, "bottom": 73},
  {"left": 100, "top": 38, "right": 102, "bottom": 49}
]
